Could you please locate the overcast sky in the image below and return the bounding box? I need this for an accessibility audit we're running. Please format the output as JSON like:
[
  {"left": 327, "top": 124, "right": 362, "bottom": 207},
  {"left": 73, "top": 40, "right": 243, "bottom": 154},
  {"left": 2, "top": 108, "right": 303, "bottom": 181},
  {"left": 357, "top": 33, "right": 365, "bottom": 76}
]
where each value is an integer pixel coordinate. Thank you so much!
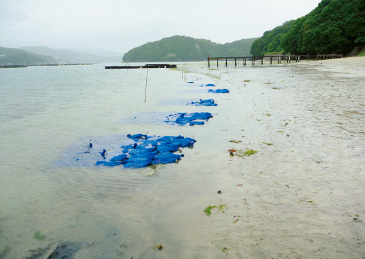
[{"left": 0, "top": 0, "right": 321, "bottom": 54}]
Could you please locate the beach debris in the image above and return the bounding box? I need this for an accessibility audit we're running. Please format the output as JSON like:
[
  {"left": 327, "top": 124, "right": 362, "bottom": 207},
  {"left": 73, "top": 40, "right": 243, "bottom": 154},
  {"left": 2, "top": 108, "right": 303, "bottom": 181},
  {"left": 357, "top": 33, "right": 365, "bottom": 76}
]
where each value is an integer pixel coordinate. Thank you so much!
[
  {"left": 229, "top": 140, "right": 241, "bottom": 143},
  {"left": 203, "top": 206, "right": 216, "bottom": 216},
  {"left": 218, "top": 204, "right": 226, "bottom": 213},
  {"left": 217, "top": 190, "right": 222, "bottom": 194},
  {"left": 353, "top": 214, "right": 362, "bottom": 222},
  {"left": 236, "top": 184, "right": 243, "bottom": 187},
  {"left": 243, "top": 80, "right": 251, "bottom": 82},
  {"left": 200, "top": 83, "right": 215, "bottom": 87},
  {"left": 262, "top": 142, "right": 273, "bottom": 146},
  {"left": 127, "top": 134, "right": 148, "bottom": 140},
  {"left": 165, "top": 112, "right": 213, "bottom": 126},
  {"left": 233, "top": 219, "right": 240, "bottom": 223},
  {"left": 208, "top": 89, "right": 229, "bottom": 93},
  {"left": 89, "top": 140, "right": 93, "bottom": 149},
  {"left": 153, "top": 244, "right": 163, "bottom": 250},
  {"left": 99, "top": 149, "right": 107, "bottom": 159},
  {"left": 33, "top": 231, "right": 45, "bottom": 241},
  {"left": 228, "top": 149, "right": 236, "bottom": 156},
  {"left": 229, "top": 149, "right": 258, "bottom": 157},
  {"left": 222, "top": 247, "right": 229, "bottom": 255},
  {"left": 96, "top": 134, "right": 196, "bottom": 169},
  {"left": 305, "top": 198, "right": 314, "bottom": 203},
  {"left": 243, "top": 149, "right": 259, "bottom": 156},
  {"left": 187, "top": 99, "right": 217, "bottom": 106},
  {"left": 187, "top": 81, "right": 194, "bottom": 83},
  {"left": 203, "top": 204, "right": 226, "bottom": 216}
]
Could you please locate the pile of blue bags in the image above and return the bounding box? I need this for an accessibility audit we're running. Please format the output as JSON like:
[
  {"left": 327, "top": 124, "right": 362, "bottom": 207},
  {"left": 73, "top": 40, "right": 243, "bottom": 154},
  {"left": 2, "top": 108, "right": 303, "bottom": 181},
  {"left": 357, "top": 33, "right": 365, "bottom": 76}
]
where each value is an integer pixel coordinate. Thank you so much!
[
  {"left": 96, "top": 134, "right": 196, "bottom": 168},
  {"left": 208, "top": 89, "right": 230, "bottom": 93},
  {"left": 187, "top": 99, "right": 217, "bottom": 106},
  {"left": 165, "top": 112, "right": 213, "bottom": 126},
  {"left": 89, "top": 79, "right": 229, "bottom": 169}
]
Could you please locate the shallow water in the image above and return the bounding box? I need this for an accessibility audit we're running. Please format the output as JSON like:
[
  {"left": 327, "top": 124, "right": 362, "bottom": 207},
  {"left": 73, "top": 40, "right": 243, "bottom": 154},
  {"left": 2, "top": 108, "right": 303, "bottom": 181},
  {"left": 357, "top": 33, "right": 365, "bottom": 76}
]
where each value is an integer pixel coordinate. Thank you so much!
[{"left": 0, "top": 61, "right": 364, "bottom": 258}]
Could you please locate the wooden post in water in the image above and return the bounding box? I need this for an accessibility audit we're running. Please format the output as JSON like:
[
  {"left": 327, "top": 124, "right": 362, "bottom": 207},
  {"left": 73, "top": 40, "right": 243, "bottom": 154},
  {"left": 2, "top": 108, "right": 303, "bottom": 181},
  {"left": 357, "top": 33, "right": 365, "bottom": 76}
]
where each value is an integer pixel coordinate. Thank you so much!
[
  {"left": 270, "top": 57, "right": 273, "bottom": 64},
  {"left": 261, "top": 57, "right": 263, "bottom": 65},
  {"left": 244, "top": 58, "right": 246, "bottom": 66},
  {"left": 144, "top": 69, "right": 149, "bottom": 103},
  {"left": 225, "top": 58, "right": 228, "bottom": 67},
  {"left": 208, "top": 55, "right": 210, "bottom": 68},
  {"left": 217, "top": 58, "right": 219, "bottom": 67},
  {"left": 235, "top": 58, "right": 237, "bottom": 67}
]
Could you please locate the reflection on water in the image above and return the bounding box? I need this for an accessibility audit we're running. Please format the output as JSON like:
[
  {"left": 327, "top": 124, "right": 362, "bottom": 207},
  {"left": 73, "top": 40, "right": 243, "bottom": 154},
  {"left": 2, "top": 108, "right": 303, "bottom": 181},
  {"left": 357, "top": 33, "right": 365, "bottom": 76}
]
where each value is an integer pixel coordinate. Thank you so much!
[{"left": 0, "top": 61, "right": 364, "bottom": 258}]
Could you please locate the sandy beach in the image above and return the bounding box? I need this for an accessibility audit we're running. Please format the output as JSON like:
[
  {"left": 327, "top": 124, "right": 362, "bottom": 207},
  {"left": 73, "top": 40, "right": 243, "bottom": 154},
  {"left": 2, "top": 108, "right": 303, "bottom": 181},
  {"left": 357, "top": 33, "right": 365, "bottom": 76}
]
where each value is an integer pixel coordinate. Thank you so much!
[{"left": 176, "top": 56, "right": 365, "bottom": 258}]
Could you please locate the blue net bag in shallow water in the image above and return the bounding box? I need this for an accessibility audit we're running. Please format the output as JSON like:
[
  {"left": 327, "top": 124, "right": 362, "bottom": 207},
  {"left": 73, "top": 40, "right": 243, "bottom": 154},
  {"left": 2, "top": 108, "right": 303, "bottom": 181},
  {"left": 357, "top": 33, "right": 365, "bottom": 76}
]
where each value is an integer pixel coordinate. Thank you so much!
[
  {"left": 208, "top": 89, "right": 229, "bottom": 93},
  {"left": 96, "top": 134, "right": 196, "bottom": 168},
  {"left": 187, "top": 99, "right": 217, "bottom": 106},
  {"left": 165, "top": 112, "right": 213, "bottom": 126}
]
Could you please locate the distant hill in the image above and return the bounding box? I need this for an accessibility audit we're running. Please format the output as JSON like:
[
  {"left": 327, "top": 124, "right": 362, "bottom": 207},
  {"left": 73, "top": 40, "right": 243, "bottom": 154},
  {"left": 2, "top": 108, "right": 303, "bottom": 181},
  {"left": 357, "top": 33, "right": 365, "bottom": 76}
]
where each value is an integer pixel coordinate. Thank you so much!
[
  {"left": 0, "top": 47, "right": 56, "bottom": 65},
  {"left": 122, "top": 35, "right": 257, "bottom": 62},
  {"left": 71, "top": 49, "right": 124, "bottom": 58},
  {"left": 251, "top": 0, "right": 365, "bottom": 55},
  {"left": 21, "top": 46, "right": 123, "bottom": 63}
]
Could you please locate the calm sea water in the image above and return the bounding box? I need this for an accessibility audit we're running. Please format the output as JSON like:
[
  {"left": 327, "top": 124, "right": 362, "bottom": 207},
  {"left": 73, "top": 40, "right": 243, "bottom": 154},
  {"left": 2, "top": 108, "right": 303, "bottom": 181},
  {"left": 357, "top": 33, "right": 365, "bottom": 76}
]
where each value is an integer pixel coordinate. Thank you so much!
[{"left": 0, "top": 61, "right": 364, "bottom": 258}]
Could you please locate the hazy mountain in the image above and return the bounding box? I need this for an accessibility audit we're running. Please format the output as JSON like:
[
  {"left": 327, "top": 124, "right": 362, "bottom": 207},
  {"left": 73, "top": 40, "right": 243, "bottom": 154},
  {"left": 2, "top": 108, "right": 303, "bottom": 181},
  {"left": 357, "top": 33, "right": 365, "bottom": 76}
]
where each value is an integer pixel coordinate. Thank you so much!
[
  {"left": 21, "top": 46, "right": 123, "bottom": 63},
  {"left": 122, "top": 35, "right": 257, "bottom": 62},
  {"left": 71, "top": 49, "right": 123, "bottom": 57},
  {"left": 0, "top": 47, "right": 56, "bottom": 65}
]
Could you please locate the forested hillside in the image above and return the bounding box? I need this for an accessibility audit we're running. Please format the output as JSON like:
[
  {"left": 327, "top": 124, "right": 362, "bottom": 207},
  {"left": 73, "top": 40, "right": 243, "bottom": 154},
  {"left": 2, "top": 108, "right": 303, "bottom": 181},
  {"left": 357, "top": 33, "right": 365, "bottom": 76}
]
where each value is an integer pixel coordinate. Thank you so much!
[
  {"left": 123, "top": 36, "right": 257, "bottom": 62},
  {"left": 251, "top": 0, "right": 365, "bottom": 55},
  {"left": 0, "top": 47, "right": 55, "bottom": 65},
  {"left": 250, "top": 21, "right": 295, "bottom": 56}
]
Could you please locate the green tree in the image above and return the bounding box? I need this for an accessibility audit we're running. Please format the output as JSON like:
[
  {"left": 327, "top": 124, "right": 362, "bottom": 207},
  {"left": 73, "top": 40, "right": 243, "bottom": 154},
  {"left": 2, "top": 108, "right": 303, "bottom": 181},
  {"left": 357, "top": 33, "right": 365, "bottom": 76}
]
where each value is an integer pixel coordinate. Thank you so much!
[
  {"left": 250, "top": 20, "right": 295, "bottom": 56},
  {"left": 282, "top": 0, "right": 365, "bottom": 54}
]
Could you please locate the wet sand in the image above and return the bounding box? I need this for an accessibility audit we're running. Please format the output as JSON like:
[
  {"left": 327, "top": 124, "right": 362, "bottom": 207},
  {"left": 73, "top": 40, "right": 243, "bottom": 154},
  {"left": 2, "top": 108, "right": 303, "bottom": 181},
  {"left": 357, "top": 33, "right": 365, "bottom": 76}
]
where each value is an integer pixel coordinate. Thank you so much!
[{"left": 177, "top": 56, "right": 365, "bottom": 258}]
